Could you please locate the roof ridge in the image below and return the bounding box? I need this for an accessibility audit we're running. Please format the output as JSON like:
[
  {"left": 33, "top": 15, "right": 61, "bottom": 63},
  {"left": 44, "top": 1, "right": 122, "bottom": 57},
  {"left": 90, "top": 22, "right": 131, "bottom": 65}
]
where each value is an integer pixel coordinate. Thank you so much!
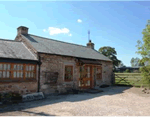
[
  {"left": 29, "top": 34, "right": 90, "bottom": 48},
  {"left": 0, "top": 38, "right": 20, "bottom": 42}
]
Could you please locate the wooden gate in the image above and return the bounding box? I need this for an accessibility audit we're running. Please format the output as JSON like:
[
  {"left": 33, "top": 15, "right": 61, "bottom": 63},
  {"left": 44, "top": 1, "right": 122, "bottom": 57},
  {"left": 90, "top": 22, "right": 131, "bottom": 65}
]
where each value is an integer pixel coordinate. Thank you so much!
[{"left": 115, "top": 73, "right": 143, "bottom": 87}]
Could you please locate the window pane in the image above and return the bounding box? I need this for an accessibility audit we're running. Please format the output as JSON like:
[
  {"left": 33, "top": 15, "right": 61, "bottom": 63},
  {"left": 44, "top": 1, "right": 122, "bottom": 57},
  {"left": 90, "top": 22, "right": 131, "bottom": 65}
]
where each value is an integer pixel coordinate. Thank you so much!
[
  {"left": 87, "top": 80, "right": 90, "bottom": 86},
  {"left": 33, "top": 73, "right": 35, "bottom": 78},
  {"left": 0, "top": 71, "right": 2, "bottom": 78},
  {"left": 14, "top": 72, "right": 16, "bottom": 78},
  {"left": 7, "top": 64, "right": 10, "bottom": 70},
  {"left": 0, "top": 64, "right": 3, "bottom": 70},
  {"left": 28, "top": 72, "right": 30, "bottom": 78},
  {"left": 14, "top": 65, "right": 17, "bottom": 70},
  {"left": 87, "top": 67, "right": 90, "bottom": 73},
  {"left": 29, "top": 66, "right": 31, "bottom": 71},
  {"left": 31, "top": 72, "right": 33, "bottom": 77},
  {"left": 7, "top": 71, "right": 10, "bottom": 78},
  {"left": 17, "top": 72, "right": 20, "bottom": 78},
  {"left": 26, "top": 66, "right": 28, "bottom": 71},
  {"left": 17, "top": 65, "right": 20, "bottom": 70},
  {"left": 32, "top": 66, "right": 35, "bottom": 71},
  {"left": 65, "top": 66, "right": 73, "bottom": 80},
  {"left": 21, "top": 65, "right": 23, "bottom": 70},
  {"left": 25, "top": 72, "right": 28, "bottom": 78},
  {"left": 4, "top": 64, "right": 7, "bottom": 70},
  {"left": 3, "top": 71, "right": 6, "bottom": 78},
  {"left": 21, "top": 72, "right": 23, "bottom": 78}
]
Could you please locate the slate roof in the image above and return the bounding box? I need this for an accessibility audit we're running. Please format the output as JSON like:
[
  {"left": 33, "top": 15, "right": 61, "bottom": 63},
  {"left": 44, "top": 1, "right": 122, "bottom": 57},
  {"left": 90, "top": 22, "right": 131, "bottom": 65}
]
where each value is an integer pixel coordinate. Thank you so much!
[
  {"left": 22, "top": 34, "right": 112, "bottom": 61},
  {"left": 0, "top": 39, "right": 37, "bottom": 61}
]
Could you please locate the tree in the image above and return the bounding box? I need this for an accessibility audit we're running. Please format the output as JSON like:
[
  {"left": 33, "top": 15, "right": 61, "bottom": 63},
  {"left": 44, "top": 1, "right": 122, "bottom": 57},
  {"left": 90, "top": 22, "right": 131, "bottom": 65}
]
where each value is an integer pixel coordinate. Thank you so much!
[
  {"left": 136, "top": 20, "right": 150, "bottom": 87},
  {"left": 99, "top": 46, "right": 121, "bottom": 70},
  {"left": 125, "top": 69, "right": 130, "bottom": 73},
  {"left": 118, "top": 61, "right": 126, "bottom": 67},
  {"left": 130, "top": 57, "right": 144, "bottom": 67}
]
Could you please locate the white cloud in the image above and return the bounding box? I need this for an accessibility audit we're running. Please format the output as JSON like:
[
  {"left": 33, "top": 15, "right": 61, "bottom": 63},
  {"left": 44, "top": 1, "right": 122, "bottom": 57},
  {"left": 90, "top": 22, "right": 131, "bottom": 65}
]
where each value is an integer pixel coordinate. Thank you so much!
[
  {"left": 47, "top": 27, "right": 70, "bottom": 36},
  {"left": 68, "top": 34, "right": 72, "bottom": 36},
  {"left": 43, "top": 29, "right": 47, "bottom": 32},
  {"left": 77, "top": 19, "right": 82, "bottom": 23}
]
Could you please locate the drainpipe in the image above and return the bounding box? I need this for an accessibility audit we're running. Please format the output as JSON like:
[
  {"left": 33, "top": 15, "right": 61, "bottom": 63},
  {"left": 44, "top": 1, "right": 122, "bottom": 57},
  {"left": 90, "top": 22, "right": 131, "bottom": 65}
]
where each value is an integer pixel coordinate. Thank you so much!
[{"left": 37, "top": 53, "right": 41, "bottom": 92}]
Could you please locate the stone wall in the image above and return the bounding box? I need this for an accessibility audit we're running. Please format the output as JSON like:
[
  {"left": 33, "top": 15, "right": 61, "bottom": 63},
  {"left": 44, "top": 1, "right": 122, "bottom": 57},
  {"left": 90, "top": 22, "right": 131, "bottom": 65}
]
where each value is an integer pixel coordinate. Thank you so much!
[
  {"left": 95, "top": 61, "right": 113, "bottom": 87},
  {"left": 0, "top": 54, "right": 113, "bottom": 95},
  {"left": 0, "top": 81, "right": 38, "bottom": 95},
  {"left": 39, "top": 54, "right": 80, "bottom": 95},
  {"left": 39, "top": 53, "right": 113, "bottom": 95},
  {"left": 0, "top": 63, "right": 39, "bottom": 95}
]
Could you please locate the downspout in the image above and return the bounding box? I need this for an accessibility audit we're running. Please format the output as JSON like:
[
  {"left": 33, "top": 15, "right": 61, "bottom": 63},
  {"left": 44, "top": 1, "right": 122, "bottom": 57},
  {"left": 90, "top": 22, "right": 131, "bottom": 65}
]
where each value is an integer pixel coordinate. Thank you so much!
[{"left": 37, "top": 53, "right": 41, "bottom": 92}]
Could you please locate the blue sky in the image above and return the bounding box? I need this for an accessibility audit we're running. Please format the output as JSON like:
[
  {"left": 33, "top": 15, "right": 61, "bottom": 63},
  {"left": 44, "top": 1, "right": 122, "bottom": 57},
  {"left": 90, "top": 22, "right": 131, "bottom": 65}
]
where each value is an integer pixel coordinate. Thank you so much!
[{"left": 0, "top": 1, "right": 149, "bottom": 66}]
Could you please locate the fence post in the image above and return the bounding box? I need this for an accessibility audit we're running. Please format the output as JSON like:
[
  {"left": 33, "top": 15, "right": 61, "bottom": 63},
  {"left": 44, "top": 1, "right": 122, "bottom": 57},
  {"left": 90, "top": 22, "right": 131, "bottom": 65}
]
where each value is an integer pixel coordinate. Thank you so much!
[{"left": 111, "top": 72, "right": 115, "bottom": 85}]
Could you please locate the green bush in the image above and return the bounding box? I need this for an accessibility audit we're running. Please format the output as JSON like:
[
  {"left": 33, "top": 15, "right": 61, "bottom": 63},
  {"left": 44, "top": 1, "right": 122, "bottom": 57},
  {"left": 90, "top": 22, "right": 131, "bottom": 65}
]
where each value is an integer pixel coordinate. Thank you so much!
[
  {"left": 140, "top": 66, "right": 150, "bottom": 87},
  {"left": 125, "top": 69, "right": 130, "bottom": 73}
]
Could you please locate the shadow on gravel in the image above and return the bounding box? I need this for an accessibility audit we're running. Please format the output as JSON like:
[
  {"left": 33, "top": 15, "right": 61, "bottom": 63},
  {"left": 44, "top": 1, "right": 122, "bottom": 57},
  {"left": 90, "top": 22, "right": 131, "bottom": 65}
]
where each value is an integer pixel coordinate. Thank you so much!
[
  {"left": 0, "top": 86, "right": 132, "bottom": 115},
  {"left": 20, "top": 110, "right": 55, "bottom": 116}
]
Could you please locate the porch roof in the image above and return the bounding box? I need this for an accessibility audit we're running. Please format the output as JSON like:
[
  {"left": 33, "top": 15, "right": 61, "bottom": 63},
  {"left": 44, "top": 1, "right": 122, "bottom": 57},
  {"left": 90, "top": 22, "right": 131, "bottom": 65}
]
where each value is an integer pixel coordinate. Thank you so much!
[{"left": 78, "top": 58, "right": 102, "bottom": 65}]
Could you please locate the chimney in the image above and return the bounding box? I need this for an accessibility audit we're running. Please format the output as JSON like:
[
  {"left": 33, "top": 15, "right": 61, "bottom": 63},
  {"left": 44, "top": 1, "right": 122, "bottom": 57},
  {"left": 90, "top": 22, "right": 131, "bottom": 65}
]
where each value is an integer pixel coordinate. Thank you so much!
[
  {"left": 17, "top": 26, "right": 29, "bottom": 35},
  {"left": 87, "top": 40, "right": 94, "bottom": 49}
]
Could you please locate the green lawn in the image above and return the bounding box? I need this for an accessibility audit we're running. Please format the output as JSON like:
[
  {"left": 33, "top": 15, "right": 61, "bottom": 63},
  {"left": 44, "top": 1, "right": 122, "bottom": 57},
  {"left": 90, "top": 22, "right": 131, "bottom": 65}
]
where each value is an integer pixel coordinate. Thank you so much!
[{"left": 115, "top": 73, "right": 149, "bottom": 87}]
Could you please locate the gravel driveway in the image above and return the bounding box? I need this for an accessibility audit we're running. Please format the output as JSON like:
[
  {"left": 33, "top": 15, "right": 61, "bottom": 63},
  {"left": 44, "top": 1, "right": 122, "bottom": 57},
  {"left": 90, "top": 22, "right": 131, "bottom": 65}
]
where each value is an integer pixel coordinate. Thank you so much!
[{"left": 0, "top": 86, "right": 150, "bottom": 116}]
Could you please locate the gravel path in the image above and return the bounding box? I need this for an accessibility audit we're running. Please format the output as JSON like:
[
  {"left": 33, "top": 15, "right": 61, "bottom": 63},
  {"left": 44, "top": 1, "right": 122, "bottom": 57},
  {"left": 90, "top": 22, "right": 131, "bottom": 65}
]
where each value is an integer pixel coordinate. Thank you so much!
[{"left": 0, "top": 86, "right": 150, "bottom": 116}]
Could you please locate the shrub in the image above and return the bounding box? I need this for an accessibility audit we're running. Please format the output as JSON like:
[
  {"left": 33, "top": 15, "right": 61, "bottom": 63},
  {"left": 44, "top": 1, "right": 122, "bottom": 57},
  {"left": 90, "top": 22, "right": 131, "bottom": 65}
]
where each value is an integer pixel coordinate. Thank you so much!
[
  {"left": 140, "top": 66, "right": 150, "bottom": 88},
  {"left": 11, "top": 92, "right": 22, "bottom": 103},
  {"left": 0, "top": 92, "right": 22, "bottom": 104},
  {"left": 1, "top": 92, "right": 12, "bottom": 104},
  {"left": 125, "top": 69, "right": 130, "bottom": 73}
]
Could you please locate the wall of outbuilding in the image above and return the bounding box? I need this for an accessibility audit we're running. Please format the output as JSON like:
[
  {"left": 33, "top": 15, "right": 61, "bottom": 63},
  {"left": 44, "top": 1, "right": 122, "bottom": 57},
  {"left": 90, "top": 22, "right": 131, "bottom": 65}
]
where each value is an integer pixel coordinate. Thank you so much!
[{"left": 39, "top": 53, "right": 113, "bottom": 95}]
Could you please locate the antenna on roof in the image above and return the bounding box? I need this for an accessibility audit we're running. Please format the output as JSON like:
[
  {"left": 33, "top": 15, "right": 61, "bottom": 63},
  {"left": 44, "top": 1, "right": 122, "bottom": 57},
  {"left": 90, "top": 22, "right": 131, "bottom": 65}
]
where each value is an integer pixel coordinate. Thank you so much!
[{"left": 88, "top": 30, "right": 90, "bottom": 42}]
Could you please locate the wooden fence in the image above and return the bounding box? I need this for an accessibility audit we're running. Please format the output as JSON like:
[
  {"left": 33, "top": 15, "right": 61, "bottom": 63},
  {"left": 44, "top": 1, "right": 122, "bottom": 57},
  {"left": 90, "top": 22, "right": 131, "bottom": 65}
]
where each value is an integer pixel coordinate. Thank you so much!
[{"left": 115, "top": 73, "right": 146, "bottom": 87}]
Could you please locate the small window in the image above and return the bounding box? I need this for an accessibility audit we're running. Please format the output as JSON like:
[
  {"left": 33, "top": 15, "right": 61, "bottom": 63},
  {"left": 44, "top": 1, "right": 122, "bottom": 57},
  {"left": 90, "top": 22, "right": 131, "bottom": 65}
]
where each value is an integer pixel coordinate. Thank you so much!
[
  {"left": 64, "top": 65, "right": 73, "bottom": 81},
  {"left": 25, "top": 65, "right": 36, "bottom": 79},
  {"left": 96, "top": 66, "right": 102, "bottom": 79}
]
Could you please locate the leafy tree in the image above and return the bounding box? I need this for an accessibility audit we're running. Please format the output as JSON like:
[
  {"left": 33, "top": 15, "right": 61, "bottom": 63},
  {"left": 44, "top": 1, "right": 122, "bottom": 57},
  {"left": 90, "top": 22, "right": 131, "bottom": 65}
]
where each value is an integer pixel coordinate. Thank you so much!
[
  {"left": 136, "top": 20, "right": 150, "bottom": 87},
  {"left": 118, "top": 61, "right": 126, "bottom": 67},
  {"left": 130, "top": 57, "right": 144, "bottom": 67},
  {"left": 99, "top": 46, "right": 121, "bottom": 70}
]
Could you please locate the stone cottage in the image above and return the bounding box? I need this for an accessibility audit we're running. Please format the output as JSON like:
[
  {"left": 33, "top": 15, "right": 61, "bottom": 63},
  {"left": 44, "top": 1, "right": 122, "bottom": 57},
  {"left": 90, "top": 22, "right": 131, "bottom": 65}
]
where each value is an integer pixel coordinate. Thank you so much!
[{"left": 0, "top": 26, "right": 113, "bottom": 95}]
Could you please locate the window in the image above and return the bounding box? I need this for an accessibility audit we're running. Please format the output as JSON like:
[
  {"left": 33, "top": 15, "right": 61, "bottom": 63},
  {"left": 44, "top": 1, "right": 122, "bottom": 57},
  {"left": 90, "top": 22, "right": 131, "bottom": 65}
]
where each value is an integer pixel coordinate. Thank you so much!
[
  {"left": 80, "top": 66, "right": 91, "bottom": 79},
  {"left": 13, "top": 64, "right": 24, "bottom": 78},
  {"left": 0, "top": 63, "right": 36, "bottom": 81},
  {"left": 25, "top": 65, "right": 35, "bottom": 78},
  {"left": 64, "top": 65, "right": 73, "bottom": 81},
  {"left": 96, "top": 66, "right": 102, "bottom": 79},
  {"left": 0, "top": 64, "right": 11, "bottom": 78}
]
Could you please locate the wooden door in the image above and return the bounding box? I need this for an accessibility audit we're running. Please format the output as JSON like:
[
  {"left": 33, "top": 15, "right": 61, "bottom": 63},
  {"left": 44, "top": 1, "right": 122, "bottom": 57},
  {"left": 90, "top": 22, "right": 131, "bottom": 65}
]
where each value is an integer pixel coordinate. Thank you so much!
[{"left": 79, "top": 65, "right": 93, "bottom": 88}]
